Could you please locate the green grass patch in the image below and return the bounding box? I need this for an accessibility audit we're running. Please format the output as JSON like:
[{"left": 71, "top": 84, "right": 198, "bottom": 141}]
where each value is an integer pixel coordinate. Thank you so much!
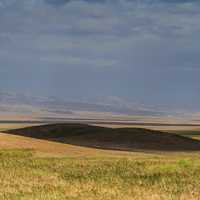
[{"left": 0, "top": 149, "right": 200, "bottom": 199}]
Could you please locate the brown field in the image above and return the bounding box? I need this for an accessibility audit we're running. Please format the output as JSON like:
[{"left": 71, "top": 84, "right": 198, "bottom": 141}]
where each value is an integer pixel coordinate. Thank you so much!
[
  {"left": 2, "top": 123, "right": 200, "bottom": 153},
  {"left": 1, "top": 123, "right": 200, "bottom": 199},
  {"left": 0, "top": 132, "right": 99, "bottom": 157},
  {"left": 0, "top": 123, "right": 150, "bottom": 158},
  {"left": 5, "top": 123, "right": 200, "bottom": 152}
]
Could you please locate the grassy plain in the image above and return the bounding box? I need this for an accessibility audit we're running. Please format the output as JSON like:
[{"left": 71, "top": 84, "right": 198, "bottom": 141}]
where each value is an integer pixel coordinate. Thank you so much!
[
  {"left": 1, "top": 123, "right": 200, "bottom": 199},
  {"left": 1, "top": 149, "right": 200, "bottom": 200}
]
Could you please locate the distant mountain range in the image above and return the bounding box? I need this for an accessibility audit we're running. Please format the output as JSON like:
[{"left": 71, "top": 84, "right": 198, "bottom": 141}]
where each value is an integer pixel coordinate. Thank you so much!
[{"left": 0, "top": 91, "right": 169, "bottom": 117}]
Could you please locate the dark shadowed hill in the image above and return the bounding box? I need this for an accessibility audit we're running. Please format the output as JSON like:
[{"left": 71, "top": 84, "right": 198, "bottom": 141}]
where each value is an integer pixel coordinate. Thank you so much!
[{"left": 4, "top": 123, "right": 200, "bottom": 152}]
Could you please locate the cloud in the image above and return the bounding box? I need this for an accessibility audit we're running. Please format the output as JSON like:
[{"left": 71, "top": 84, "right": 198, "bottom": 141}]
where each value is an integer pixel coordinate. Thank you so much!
[
  {"left": 45, "top": 0, "right": 107, "bottom": 6},
  {"left": 44, "top": 0, "right": 200, "bottom": 7},
  {"left": 0, "top": 0, "right": 200, "bottom": 109},
  {"left": 45, "top": 0, "right": 70, "bottom": 6}
]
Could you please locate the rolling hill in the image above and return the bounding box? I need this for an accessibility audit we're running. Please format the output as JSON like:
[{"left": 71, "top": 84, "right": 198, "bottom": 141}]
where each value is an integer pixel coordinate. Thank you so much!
[{"left": 4, "top": 123, "right": 200, "bottom": 151}]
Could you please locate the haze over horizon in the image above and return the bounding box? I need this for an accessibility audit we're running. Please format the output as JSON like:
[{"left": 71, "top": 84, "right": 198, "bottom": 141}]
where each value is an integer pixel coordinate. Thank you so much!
[{"left": 0, "top": 0, "right": 200, "bottom": 113}]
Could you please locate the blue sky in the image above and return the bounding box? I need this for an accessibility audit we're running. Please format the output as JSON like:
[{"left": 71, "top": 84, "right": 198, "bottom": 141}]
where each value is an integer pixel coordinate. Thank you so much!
[{"left": 0, "top": 0, "right": 200, "bottom": 111}]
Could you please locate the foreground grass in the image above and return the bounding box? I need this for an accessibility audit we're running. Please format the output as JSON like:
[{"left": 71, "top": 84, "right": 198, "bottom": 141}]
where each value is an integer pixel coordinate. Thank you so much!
[{"left": 0, "top": 150, "right": 200, "bottom": 200}]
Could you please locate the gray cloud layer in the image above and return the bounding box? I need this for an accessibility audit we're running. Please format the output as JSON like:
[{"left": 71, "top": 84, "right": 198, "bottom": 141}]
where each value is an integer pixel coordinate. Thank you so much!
[{"left": 0, "top": 0, "right": 200, "bottom": 111}]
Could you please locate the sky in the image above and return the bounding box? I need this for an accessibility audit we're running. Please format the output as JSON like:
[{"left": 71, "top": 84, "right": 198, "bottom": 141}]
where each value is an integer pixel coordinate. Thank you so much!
[{"left": 0, "top": 0, "right": 200, "bottom": 111}]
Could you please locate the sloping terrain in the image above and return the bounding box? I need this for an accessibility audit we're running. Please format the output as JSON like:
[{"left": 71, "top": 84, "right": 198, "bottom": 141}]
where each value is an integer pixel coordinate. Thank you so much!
[
  {"left": 0, "top": 132, "right": 111, "bottom": 157},
  {"left": 4, "top": 123, "right": 200, "bottom": 151}
]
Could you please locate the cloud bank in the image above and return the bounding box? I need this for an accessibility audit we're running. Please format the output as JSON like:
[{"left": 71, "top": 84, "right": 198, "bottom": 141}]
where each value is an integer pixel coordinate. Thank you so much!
[{"left": 0, "top": 0, "right": 200, "bottom": 111}]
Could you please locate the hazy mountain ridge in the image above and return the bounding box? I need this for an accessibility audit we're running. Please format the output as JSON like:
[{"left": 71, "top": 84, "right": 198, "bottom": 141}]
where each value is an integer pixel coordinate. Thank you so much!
[{"left": 0, "top": 91, "right": 167, "bottom": 117}]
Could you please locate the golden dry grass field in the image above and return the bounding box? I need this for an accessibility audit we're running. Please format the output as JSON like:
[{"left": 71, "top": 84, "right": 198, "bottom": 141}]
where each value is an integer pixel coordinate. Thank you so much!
[{"left": 1, "top": 123, "right": 200, "bottom": 200}]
